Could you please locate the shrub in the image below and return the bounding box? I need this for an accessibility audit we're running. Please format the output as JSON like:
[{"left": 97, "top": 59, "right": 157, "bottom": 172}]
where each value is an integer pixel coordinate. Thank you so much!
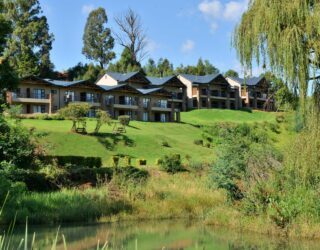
[
  {"left": 136, "top": 159, "right": 147, "bottom": 166},
  {"left": 155, "top": 158, "right": 163, "bottom": 165},
  {"left": 276, "top": 114, "right": 286, "bottom": 123},
  {"left": 124, "top": 156, "right": 131, "bottom": 166},
  {"left": 161, "top": 140, "right": 170, "bottom": 147},
  {"left": 42, "top": 156, "right": 102, "bottom": 169},
  {"left": 118, "top": 115, "right": 130, "bottom": 126},
  {"left": 113, "top": 166, "right": 149, "bottom": 185},
  {"left": 268, "top": 123, "right": 281, "bottom": 134},
  {"left": 205, "top": 142, "right": 211, "bottom": 148},
  {"left": 112, "top": 155, "right": 120, "bottom": 167},
  {"left": 193, "top": 139, "right": 203, "bottom": 146},
  {"left": 159, "top": 154, "right": 184, "bottom": 174},
  {"left": 69, "top": 167, "right": 113, "bottom": 185}
]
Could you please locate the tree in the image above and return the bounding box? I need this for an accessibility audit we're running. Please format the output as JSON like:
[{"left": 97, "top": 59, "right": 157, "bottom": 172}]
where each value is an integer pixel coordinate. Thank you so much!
[
  {"left": 175, "top": 59, "right": 219, "bottom": 76},
  {"left": 144, "top": 58, "right": 157, "bottom": 76},
  {"left": 224, "top": 69, "right": 239, "bottom": 78},
  {"left": 157, "top": 58, "right": 174, "bottom": 77},
  {"left": 4, "top": 0, "right": 54, "bottom": 77},
  {"left": 107, "top": 47, "right": 142, "bottom": 73},
  {"left": 94, "top": 109, "right": 111, "bottom": 134},
  {"left": 265, "top": 72, "right": 298, "bottom": 111},
  {"left": 114, "top": 8, "right": 147, "bottom": 66},
  {"left": 82, "top": 7, "right": 115, "bottom": 68},
  {"left": 0, "top": 2, "right": 18, "bottom": 105},
  {"left": 233, "top": 0, "right": 320, "bottom": 109},
  {"left": 59, "top": 103, "right": 91, "bottom": 133}
]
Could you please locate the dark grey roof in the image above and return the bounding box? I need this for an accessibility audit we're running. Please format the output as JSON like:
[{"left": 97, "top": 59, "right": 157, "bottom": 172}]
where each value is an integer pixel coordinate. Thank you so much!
[
  {"left": 179, "top": 73, "right": 221, "bottom": 84},
  {"left": 146, "top": 76, "right": 175, "bottom": 86},
  {"left": 106, "top": 72, "right": 139, "bottom": 82},
  {"left": 98, "top": 84, "right": 127, "bottom": 91},
  {"left": 137, "top": 87, "right": 163, "bottom": 95},
  {"left": 228, "top": 76, "right": 265, "bottom": 86},
  {"left": 43, "top": 79, "right": 87, "bottom": 87}
]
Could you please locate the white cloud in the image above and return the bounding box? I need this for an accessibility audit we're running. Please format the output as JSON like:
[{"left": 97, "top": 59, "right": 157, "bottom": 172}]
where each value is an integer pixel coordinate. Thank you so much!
[
  {"left": 198, "top": 0, "right": 222, "bottom": 19},
  {"left": 82, "top": 4, "right": 95, "bottom": 15},
  {"left": 223, "top": 0, "right": 249, "bottom": 20},
  {"left": 198, "top": 0, "right": 249, "bottom": 32},
  {"left": 181, "top": 40, "right": 195, "bottom": 53}
]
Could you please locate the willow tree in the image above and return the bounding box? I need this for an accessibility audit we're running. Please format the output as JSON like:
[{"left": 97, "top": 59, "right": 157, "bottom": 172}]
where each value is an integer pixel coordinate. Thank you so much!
[{"left": 233, "top": 0, "right": 320, "bottom": 110}]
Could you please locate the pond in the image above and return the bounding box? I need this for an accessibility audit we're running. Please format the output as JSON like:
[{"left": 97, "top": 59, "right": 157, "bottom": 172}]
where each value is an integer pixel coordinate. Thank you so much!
[{"left": 9, "top": 220, "right": 320, "bottom": 249}]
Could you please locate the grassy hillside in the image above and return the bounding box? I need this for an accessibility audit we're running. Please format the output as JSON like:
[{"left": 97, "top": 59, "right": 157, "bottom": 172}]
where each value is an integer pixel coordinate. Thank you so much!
[
  {"left": 22, "top": 109, "right": 279, "bottom": 166},
  {"left": 182, "top": 109, "right": 277, "bottom": 125}
]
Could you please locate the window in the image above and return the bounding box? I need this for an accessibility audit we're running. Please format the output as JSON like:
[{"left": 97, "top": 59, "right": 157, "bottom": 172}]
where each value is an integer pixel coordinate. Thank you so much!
[
  {"left": 201, "top": 88, "right": 207, "bottom": 95},
  {"left": 192, "top": 98, "right": 198, "bottom": 108},
  {"left": 143, "top": 112, "right": 148, "bottom": 121},
  {"left": 158, "top": 100, "right": 167, "bottom": 108},
  {"left": 86, "top": 93, "right": 95, "bottom": 102},
  {"left": 125, "top": 96, "right": 134, "bottom": 105},
  {"left": 33, "top": 105, "right": 46, "bottom": 113},
  {"left": 221, "top": 90, "right": 227, "bottom": 97},
  {"left": 211, "top": 90, "right": 220, "bottom": 97},
  {"left": 160, "top": 113, "right": 166, "bottom": 122},
  {"left": 105, "top": 95, "right": 114, "bottom": 105},
  {"left": 33, "top": 89, "right": 45, "bottom": 99},
  {"left": 65, "top": 91, "right": 75, "bottom": 102},
  {"left": 88, "top": 109, "right": 96, "bottom": 117},
  {"left": 53, "top": 106, "right": 58, "bottom": 112},
  {"left": 51, "top": 89, "right": 57, "bottom": 94},
  {"left": 201, "top": 98, "right": 207, "bottom": 107},
  {"left": 143, "top": 98, "right": 150, "bottom": 108}
]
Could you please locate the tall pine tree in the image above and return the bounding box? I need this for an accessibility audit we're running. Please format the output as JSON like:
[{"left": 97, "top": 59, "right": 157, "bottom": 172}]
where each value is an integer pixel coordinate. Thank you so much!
[{"left": 4, "top": 0, "right": 54, "bottom": 77}]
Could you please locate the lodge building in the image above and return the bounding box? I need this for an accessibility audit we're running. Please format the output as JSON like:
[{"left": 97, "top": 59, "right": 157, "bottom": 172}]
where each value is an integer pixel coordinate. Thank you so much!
[{"left": 6, "top": 72, "right": 274, "bottom": 122}]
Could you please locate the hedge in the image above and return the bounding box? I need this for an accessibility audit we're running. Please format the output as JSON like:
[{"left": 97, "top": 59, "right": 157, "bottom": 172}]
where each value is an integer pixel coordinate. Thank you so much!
[{"left": 42, "top": 155, "right": 102, "bottom": 169}]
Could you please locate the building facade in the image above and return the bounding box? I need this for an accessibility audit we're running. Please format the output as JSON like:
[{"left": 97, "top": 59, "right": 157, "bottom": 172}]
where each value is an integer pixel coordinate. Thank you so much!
[
  {"left": 6, "top": 72, "right": 274, "bottom": 122},
  {"left": 178, "top": 73, "right": 240, "bottom": 110},
  {"left": 226, "top": 76, "right": 274, "bottom": 110}
]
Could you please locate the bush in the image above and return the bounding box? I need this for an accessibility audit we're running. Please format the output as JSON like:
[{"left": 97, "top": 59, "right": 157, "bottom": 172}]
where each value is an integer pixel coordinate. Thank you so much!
[
  {"left": 194, "top": 139, "right": 203, "bottom": 146},
  {"left": 42, "top": 156, "right": 102, "bottom": 169},
  {"left": 155, "top": 158, "right": 163, "bottom": 165},
  {"left": 113, "top": 166, "right": 149, "bottom": 185},
  {"left": 276, "top": 114, "right": 286, "bottom": 123},
  {"left": 118, "top": 115, "right": 130, "bottom": 126},
  {"left": 136, "top": 159, "right": 147, "bottom": 166},
  {"left": 159, "top": 154, "right": 184, "bottom": 174},
  {"left": 161, "top": 140, "right": 170, "bottom": 147},
  {"left": 124, "top": 156, "right": 131, "bottom": 166},
  {"left": 112, "top": 155, "right": 120, "bottom": 167},
  {"left": 69, "top": 167, "right": 113, "bottom": 185}
]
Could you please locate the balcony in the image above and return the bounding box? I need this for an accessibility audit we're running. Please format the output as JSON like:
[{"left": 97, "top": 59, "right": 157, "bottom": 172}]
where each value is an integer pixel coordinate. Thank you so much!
[
  {"left": 151, "top": 103, "right": 171, "bottom": 112},
  {"left": 65, "top": 96, "right": 101, "bottom": 107},
  {"left": 113, "top": 100, "right": 139, "bottom": 110},
  {"left": 10, "top": 93, "right": 51, "bottom": 104},
  {"left": 168, "top": 93, "right": 184, "bottom": 102}
]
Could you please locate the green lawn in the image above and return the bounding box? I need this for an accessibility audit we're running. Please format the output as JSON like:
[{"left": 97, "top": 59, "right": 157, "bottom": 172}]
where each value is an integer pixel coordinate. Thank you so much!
[
  {"left": 22, "top": 109, "right": 279, "bottom": 166},
  {"left": 182, "top": 109, "right": 278, "bottom": 125}
]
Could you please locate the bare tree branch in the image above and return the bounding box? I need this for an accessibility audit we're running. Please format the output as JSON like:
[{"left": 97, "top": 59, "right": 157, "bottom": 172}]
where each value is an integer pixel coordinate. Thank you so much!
[{"left": 114, "top": 8, "right": 148, "bottom": 64}]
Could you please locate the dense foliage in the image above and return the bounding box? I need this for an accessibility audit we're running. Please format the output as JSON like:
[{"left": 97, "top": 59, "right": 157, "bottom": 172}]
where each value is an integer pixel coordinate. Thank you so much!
[
  {"left": 4, "top": 0, "right": 54, "bottom": 77},
  {"left": 82, "top": 7, "right": 115, "bottom": 68}
]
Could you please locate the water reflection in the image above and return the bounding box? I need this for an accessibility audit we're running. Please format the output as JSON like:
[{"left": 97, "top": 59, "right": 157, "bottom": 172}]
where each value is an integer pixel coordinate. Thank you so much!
[{"left": 9, "top": 220, "right": 320, "bottom": 250}]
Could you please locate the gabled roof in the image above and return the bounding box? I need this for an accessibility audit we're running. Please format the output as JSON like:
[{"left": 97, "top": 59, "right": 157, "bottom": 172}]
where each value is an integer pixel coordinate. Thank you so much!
[
  {"left": 227, "top": 76, "right": 265, "bottom": 86},
  {"left": 43, "top": 79, "right": 87, "bottom": 87},
  {"left": 137, "top": 87, "right": 162, "bottom": 94},
  {"left": 106, "top": 72, "right": 140, "bottom": 82},
  {"left": 146, "top": 76, "right": 175, "bottom": 86},
  {"left": 99, "top": 83, "right": 141, "bottom": 94},
  {"left": 179, "top": 73, "right": 221, "bottom": 84}
]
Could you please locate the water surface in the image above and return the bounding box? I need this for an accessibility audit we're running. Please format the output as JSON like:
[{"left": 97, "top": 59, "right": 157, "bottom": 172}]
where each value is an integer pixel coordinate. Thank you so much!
[{"left": 10, "top": 220, "right": 319, "bottom": 249}]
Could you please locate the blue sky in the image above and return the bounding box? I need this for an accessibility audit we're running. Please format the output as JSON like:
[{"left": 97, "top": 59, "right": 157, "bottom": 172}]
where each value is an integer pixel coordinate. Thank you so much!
[{"left": 39, "top": 0, "right": 262, "bottom": 76}]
